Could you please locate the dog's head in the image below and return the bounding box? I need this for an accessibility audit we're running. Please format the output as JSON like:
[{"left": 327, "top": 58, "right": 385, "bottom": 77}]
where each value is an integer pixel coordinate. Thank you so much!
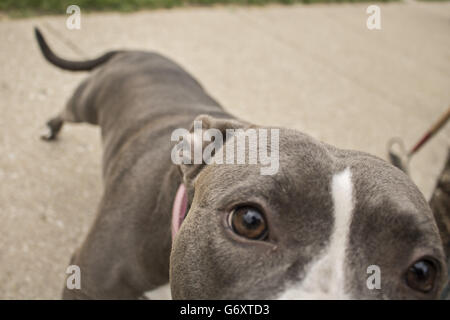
[{"left": 169, "top": 115, "right": 448, "bottom": 299}]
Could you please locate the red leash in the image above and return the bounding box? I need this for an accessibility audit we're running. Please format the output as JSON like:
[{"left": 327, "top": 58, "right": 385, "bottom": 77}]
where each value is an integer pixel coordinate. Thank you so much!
[{"left": 408, "top": 106, "right": 450, "bottom": 157}]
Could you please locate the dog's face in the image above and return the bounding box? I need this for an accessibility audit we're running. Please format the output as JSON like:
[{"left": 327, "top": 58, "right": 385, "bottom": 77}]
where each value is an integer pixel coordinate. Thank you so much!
[{"left": 170, "top": 115, "right": 448, "bottom": 299}]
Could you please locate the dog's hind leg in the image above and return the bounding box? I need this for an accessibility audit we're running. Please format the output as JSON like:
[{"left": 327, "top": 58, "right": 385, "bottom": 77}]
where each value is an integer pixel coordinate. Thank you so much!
[
  {"left": 41, "top": 79, "right": 97, "bottom": 141},
  {"left": 41, "top": 110, "right": 70, "bottom": 141},
  {"left": 40, "top": 103, "right": 84, "bottom": 141}
]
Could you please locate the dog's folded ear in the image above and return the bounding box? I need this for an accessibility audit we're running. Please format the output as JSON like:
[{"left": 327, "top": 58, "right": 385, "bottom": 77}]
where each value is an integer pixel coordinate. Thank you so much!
[
  {"left": 429, "top": 149, "right": 450, "bottom": 261},
  {"left": 171, "top": 114, "right": 251, "bottom": 187}
]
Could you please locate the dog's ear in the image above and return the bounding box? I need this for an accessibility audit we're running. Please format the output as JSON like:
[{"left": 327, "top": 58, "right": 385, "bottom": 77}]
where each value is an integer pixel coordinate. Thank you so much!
[
  {"left": 171, "top": 114, "right": 250, "bottom": 188},
  {"left": 429, "top": 150, "right": 450, "bottom": 261}
]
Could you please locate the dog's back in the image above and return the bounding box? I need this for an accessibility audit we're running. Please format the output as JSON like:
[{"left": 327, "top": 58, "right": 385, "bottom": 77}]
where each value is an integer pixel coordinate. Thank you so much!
[{"left": 35, "top": 28, "right": 230, "bottom": 299}]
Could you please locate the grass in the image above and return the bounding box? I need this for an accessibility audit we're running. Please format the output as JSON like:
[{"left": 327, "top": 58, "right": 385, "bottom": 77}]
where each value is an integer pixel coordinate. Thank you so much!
[{"left": 0, "top": 0, "right": 398, "bottom": 18}]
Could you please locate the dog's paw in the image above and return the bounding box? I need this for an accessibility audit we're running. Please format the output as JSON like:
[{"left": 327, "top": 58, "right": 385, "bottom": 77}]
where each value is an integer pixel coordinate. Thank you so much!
[{"left": 40, "top": 125, "right": 56, "bottom": 141}]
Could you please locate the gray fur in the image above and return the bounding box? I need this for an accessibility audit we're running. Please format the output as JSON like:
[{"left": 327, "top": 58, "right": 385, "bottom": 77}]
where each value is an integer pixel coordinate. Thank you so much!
[{"left": 37, "top": 39, "right": 448, "bottom": 299}]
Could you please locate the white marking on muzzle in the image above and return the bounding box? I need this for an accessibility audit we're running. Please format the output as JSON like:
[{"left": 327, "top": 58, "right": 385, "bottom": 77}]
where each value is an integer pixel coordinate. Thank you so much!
[{"left": 278, "top": 167, "right": 354, "bottom": 299}]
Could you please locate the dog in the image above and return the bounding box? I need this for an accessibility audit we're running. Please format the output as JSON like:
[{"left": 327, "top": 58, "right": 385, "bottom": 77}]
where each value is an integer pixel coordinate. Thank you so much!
[{"left": 34, "top": 27, "right": 449, "bottom": 299}]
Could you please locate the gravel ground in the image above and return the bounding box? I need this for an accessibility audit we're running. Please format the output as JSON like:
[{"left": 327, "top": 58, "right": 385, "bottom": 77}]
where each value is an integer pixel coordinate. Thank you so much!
[{"left": 0, "top": 2, "right": 449, "bottom": 299}]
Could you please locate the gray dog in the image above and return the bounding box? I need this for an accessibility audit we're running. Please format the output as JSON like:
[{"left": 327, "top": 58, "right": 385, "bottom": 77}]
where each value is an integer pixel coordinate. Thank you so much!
[{"left": 35, "top": 28, "right": 449, "bottom": 299}]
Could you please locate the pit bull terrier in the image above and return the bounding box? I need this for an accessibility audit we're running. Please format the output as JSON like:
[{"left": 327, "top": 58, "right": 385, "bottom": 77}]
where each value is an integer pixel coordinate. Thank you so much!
[{"left": 34, "top": 27, "right": 449, "bottom": 299}]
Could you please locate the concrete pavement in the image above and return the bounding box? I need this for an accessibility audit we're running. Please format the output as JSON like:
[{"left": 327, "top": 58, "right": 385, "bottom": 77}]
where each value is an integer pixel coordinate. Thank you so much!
[{"left": 0, "top": 2, "right": 449, "bottom": 299}]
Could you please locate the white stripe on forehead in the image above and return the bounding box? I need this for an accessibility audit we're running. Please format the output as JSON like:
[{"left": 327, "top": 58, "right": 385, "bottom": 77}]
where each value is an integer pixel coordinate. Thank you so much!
[{"left": 278, "top": 167, "right": 354, "bottom": 299}]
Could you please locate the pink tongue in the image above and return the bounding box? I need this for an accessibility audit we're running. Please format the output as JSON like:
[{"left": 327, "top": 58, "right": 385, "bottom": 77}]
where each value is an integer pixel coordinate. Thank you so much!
[{"left": 171, "top": 184, "right": 188, "bottom": 241}]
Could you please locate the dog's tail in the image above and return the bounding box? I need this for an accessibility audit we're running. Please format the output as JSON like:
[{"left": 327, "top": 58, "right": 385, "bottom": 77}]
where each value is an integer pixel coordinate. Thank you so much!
[{"left": 34, "top": 27, "right": 121, "bottom": 72}]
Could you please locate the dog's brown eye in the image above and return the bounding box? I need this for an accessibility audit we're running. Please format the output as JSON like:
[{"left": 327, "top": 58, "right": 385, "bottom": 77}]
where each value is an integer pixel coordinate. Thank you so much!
[
  {"left": 229, "top": 206, "right": 268, "bottom": 240},
  {"left": 405, "top": 259, "right": 437, "bottom": 293}
]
